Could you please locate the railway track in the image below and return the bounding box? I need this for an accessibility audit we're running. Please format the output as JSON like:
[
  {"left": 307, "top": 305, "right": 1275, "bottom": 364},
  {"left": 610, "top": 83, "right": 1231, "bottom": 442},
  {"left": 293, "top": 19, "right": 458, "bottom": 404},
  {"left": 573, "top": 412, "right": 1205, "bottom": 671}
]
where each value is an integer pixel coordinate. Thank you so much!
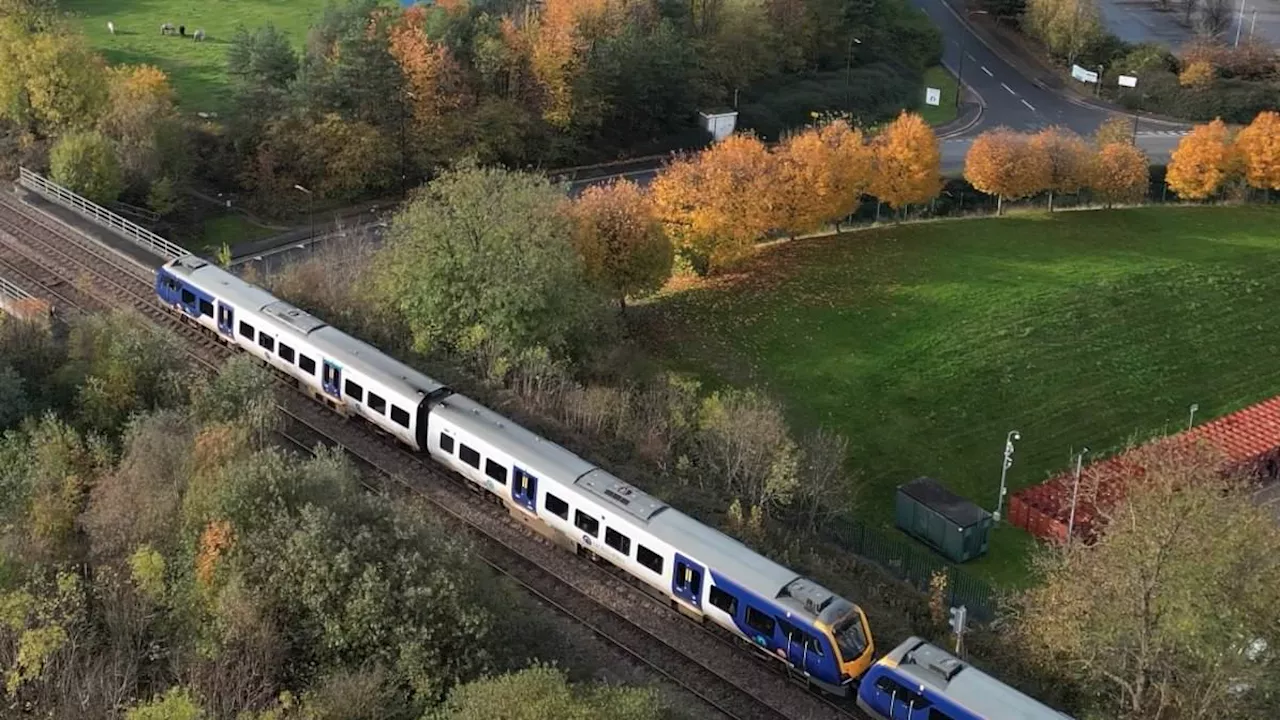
[{"left": 0, "top": 189, "right": 862, "bottom": 720}]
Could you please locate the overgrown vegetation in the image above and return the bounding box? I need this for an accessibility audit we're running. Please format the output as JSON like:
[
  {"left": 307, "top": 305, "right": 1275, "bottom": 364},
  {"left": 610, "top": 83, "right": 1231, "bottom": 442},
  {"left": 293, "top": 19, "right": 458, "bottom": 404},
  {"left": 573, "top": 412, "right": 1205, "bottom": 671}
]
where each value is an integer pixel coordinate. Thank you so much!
[{"left": 0, "top": 311, "right": 671, "bottom": 718}]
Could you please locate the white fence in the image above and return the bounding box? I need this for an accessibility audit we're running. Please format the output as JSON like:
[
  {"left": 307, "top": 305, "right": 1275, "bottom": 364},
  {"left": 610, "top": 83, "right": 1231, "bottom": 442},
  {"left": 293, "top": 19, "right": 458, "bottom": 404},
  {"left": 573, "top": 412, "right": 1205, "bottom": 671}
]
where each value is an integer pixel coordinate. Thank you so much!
[{"left": 18, "top": 167, "right": 186, "bottom": 262}]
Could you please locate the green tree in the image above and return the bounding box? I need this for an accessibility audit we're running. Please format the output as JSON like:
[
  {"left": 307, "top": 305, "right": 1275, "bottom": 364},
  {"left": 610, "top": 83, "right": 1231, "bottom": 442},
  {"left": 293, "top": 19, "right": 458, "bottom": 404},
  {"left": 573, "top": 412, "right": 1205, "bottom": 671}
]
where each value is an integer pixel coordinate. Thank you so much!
[
  {"left": 373, "top": 163, "right": 598, "bottom": 355},
  {"left": 49, "top": 130, "right": 124, "bottom": 205},
  {"left": 147, "top": 176, "right": 180, "bottom": 217},
  {"left": 0, "top": 365, "right": 29, "bottom": 430},
  {"left": 63, "top": 311, "right": 185, "bottom": 434},
  {"left": 0, "top": 16, "right": 107, "bottom": 135},
  {"left": 430, "top": 664, "right": 664, "bottom": 720},
  {"left": 1010, "top": 440, "right": 1280, "bottom": 719},
  {"left": 1024, "top": 0, "right": 1103, "bottom": 63}
]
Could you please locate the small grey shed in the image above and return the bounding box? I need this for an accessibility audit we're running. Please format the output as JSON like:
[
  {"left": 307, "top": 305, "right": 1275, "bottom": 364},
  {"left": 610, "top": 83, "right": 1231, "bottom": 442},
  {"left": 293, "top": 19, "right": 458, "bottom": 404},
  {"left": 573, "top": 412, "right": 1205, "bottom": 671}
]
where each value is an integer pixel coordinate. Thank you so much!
[{"left": 895, "top": 477, "right": 992, "bottom": 563}]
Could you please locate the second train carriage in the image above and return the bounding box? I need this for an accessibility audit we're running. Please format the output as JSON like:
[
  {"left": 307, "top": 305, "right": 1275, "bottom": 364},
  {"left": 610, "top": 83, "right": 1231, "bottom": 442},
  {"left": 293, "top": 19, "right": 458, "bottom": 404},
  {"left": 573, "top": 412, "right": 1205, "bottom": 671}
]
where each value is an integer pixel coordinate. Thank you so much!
[
  {"left": 857, "top": 638, "right": 1075, "bottom": 720},
  {"left": 155, "top": 255, "right": 877, "bottom": 695}
]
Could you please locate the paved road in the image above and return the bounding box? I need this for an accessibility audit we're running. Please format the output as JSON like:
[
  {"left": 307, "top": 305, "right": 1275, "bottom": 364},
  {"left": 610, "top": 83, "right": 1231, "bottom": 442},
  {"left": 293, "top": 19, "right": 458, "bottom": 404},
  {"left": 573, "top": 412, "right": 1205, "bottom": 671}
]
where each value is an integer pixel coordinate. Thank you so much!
[
  {"left": 916, "top": 0, "right": 1127, "bottom": 136},
  {"left": 941, "top": 130, "right": 1186, "bottom": 172}
]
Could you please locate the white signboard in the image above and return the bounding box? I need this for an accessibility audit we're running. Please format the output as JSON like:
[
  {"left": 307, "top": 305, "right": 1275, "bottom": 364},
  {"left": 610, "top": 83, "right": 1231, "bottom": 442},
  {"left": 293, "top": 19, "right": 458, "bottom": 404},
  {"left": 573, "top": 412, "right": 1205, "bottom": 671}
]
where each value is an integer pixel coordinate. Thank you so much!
[
  {"left": 925, "top": 87, "right": 942, "bottom": 106},
  {"left": 1118, "top": 74, "right": 1138, "bottom": 88},
  {"left": 1071, "top": 64, "right": 1099, "bottom": 84}
]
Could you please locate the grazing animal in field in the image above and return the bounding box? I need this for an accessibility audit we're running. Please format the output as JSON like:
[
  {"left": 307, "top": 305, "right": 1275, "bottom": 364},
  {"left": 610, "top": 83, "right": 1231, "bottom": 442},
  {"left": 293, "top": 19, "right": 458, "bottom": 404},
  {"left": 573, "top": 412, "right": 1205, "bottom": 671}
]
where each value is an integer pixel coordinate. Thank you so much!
[
  {"left": 193, "top": 28, "right": 205, "bottom": 42},
  {"left": 161, "top": 22, "right": 175, "bottom": 35},
  {"left": 107, "top": 21, "right": 115, "bottom": 35},
  {"left": 179, "top": 25, "right": 186, "bottom": 37}
]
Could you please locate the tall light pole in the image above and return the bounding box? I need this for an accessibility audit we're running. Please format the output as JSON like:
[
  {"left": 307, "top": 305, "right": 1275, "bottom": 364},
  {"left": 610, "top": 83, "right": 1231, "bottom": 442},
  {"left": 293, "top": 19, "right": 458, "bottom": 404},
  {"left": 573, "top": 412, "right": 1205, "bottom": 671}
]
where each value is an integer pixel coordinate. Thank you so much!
[
  {"left": 994, "top": 430, "right": 1020, "bottom": 522},
  {"left": 293, "top": 184, "right": 314, "bottom": 247},
  {"left": 956, "top": 11, "right": 989, "bottom": 111},
  {"left": 1235, "top": 0, "right": 1247, "bottom": 46},
  {"left": 1188, "top": 403, "right": 1199, "bottom": 430},
  {"left": 845, "top": 37, "right": 862, "bottom": 112},
  {"left": 1066, "top": 447, "right": 1090, "bottom": 544}
]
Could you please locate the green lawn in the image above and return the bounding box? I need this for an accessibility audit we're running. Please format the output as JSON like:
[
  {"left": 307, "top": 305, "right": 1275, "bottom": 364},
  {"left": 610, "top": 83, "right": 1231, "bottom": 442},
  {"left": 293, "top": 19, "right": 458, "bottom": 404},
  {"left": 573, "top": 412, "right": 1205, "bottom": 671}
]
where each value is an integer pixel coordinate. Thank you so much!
[
  {"left": 916, "top": 66, "right": 958, "bottom": 126},
  {"left": 197, "top": 214, "right": 278, "bottom": 254},
  {"left": 60, "top": 0, "right": 388, "bottom": 112},
  {"left": 644, "top": 206, "right": 1280, "bottom": 586}
]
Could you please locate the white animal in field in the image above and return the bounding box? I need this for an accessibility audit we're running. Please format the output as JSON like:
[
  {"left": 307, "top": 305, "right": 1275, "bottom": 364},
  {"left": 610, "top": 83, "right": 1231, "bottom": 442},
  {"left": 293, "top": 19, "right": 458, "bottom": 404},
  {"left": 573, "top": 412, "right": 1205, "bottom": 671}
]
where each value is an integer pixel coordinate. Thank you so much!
[
  {"left": 107, "top": 21, "right": 115, "bottom": 35},
  {"left": 193, "top": 28, "right": 205, "bottom": 42},
  {"left": 160, "top": 22, "right": 175, "bottom": 35}
]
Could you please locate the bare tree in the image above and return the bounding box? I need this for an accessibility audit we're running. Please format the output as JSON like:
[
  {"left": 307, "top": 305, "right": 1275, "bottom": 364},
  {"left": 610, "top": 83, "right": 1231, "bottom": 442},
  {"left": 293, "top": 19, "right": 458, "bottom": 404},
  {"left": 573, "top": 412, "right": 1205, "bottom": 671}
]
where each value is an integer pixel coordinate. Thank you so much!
[{"left": 1197, "top": 0, "right": 1231, "bottom": 35}]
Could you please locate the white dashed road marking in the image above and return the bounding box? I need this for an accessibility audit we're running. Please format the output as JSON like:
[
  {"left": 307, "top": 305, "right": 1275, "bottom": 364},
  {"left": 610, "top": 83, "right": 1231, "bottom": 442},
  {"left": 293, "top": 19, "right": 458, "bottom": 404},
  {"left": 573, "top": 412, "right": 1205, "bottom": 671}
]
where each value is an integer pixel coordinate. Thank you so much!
[
  {"left": 1001, "top": 82, "right": 1016, "bottom": 95},
  {"left": 981, "top": 66, "right": 993, "bottom": 76},
  {"left": 1021, "top": 99, "right": 1036, "bottom": 111}
]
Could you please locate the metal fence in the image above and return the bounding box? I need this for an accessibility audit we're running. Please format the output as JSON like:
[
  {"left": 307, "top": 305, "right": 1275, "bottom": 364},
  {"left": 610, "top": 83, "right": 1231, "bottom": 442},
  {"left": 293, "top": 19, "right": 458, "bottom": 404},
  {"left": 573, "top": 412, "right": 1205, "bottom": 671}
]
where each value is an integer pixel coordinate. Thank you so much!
[
  {"left": 0, "top": 275, "right": 33, "bottom": 304},
  {"left": 823, "top": 516, "right": 998, "bottom": 620},
  {"left": 18, "top": 167, "right": 186, "bottom": 262}
]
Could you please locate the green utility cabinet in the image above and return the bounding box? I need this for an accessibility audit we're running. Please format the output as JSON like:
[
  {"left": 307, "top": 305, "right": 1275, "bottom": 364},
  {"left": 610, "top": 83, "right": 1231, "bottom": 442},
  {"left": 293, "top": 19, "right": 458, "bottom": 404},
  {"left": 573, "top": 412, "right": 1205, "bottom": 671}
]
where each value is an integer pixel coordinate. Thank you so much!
[{"left": 895, "top": 477, "right": 992, "bottom": 563}]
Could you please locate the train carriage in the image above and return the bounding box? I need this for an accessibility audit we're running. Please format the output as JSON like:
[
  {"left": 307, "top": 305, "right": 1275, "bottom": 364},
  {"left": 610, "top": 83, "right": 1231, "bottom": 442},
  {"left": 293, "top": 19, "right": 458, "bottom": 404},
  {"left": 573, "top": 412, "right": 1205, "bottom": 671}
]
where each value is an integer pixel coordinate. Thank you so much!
[{"left": 858, "top": 638, "right": 1075, "bottom": 720}]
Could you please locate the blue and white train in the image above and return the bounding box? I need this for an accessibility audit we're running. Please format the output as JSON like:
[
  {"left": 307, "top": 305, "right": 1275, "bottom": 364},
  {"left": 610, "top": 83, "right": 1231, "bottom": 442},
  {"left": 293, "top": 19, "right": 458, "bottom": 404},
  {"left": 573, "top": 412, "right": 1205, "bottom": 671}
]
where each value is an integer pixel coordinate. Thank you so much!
[
  {"left": 155, "top": 255, "right": 877, "bottom": 694},
  {"left": 857, "top": 637, "right": 1076, "bottom": 720}
]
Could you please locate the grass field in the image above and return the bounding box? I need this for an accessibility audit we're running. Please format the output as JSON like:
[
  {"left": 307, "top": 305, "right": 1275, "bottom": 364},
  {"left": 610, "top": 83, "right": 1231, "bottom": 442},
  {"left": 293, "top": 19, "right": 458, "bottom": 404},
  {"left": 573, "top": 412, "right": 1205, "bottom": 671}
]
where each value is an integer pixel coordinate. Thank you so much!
[
  {"left": 644, "top": 206, "right": 1280, "bottom": 586},
  {"left": 916, "top": 66, "right": 958, "bottom": 126},
  {"left": 196, "top": 214, "right": 278, "bottom": 254},
  {"left": 60, "top": 0, "right": 371, "bottom": 112}
]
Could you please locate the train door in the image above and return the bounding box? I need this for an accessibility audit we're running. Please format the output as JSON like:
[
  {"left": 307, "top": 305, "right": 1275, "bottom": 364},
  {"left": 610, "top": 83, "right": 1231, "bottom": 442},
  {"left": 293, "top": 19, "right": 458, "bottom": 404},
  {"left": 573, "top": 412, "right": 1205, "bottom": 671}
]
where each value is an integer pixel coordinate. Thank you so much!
[
  {"left": 872, "top": 677, "right": 930, "bottom": 720},
  {"left": 672, "top": 554, "right": 704, "bottom": 608},
  {"left": 217, "top": 303, "right": 234, "bottom": 337},
  {"left": 322, "top": 360, "right": 342, "bottom": 398},
  {"left": 778, "top": 620, "right": 816, "bottom": 677},
  {"left": 512, "top": 468, "right": 537, "bottom": 513}
]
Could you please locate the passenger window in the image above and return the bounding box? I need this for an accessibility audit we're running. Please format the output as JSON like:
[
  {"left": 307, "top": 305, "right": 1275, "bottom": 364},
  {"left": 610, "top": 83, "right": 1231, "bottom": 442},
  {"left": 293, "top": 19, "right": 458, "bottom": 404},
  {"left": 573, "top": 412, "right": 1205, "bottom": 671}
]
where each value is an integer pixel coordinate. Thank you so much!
[
  {"left": 279, "top": 344, "right": 295, "bottom": 363},
  {"left": 258, "top": 334, "right": 274, "bottom": 352},
  {"left": 345, "top": 380, "right": 364, "bottom": 401},
  {"left": 745, "top": 607, "right": 776, "bottom": 636},
  {"left": 637, "top": 545, "right": 663, "bottom": 574},
  {"left": 439, "top": 434, "right": 455, "bottom": 454},
  {"left": 876, "top": 677, "right": 904, "bottom": 695},
  {"left": 805, "top": 633, "right": 825, "bottom": 656},
  {"left": 574, "top": 510, "right": 599, "bottom": 538},
  {"left": 604, "top": 527, "right": 630, "bottom": 555},
  {"left": 459, "top": 444, "right": 480, "bottom": 469},
  {"left": 238, "top": 321, "right": 255, "bottom": 340},
  {"left": 391, "top": 406, "right": 410, "bottom": 428},
  {"left": 928, "top": 709, "right": 955, "bottom": 720},
  {"left": 299, "top": 355, "right": 316, "bottom": 375},
  {"left": 709, "top": 586, "right": 738, "bottom": 615},
  {"left": 199, "top": 299, "right": 213, "bottom": 317},
  {"left": 368, "top": 393, "right": 387, "bottom": 414},
  {"left": 485, "top": 459, "right": 507, "bottom": 484},
  {"left": 181, "top": 288, "right": 195, "bottom": 304},
  {"left": 545, "top": 493, "right": 569, "bottom": 519}
]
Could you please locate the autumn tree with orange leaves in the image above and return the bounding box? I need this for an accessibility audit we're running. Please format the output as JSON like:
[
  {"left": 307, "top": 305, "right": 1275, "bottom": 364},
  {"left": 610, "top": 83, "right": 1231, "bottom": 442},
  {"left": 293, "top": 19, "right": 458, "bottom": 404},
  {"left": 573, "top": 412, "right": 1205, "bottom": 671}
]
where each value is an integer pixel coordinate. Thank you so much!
[
  {"left": 772, "top": 120, "right": 874, "bottom": 236},
  {"left": 1091, "top": 143, "right": 1149, "bottom": 207},
  {"left": 1030, "top": 127, "right": 1092, "bottom": 211},
  {"left": 569, "top": 179, "right": 673, "bottom": 314},
  {"left": 870, "top": 111, "right": 941, "bottom": 213},
  {"left": 389, "top": 6, "right": 469, "bottom": 127},
  {"left": 825, "top": 120, "right": 874, "bottom": 227},
  {"left": 1234, "top": 111, "right": 1280, "bottom": 191},
  {"left": 964, "top": 128, "right": 1050, "bottom": 215},
  {"left": 1166, "top": 118, "right": 1238, "bottom": 200},
  {"left": 651, "top": 133, "right": 777, "bottom": 274}
]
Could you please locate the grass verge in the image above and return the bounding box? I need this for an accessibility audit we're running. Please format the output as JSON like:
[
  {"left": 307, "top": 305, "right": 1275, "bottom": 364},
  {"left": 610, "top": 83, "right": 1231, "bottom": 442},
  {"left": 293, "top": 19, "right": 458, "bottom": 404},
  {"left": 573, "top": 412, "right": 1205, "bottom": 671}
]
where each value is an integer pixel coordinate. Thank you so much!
[
  {"left": 642, "top": 206, "right": 1280, "bottom": 587},
  {"left": 917, "top": 66, "right": 958, "bottom": 126}
]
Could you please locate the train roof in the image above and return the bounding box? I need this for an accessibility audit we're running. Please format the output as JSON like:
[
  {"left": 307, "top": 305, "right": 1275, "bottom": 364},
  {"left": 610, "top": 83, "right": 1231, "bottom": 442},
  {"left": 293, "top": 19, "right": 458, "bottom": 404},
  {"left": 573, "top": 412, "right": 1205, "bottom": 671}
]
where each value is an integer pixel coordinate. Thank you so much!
[
  {"left": 165, "top": 256, "right": 280, "bottom": 312},
  {"left": 308, "top": 326, "right": 449, "bottom": 399},
  {"left": 882, "top": 638, "right": 1074, "bottom": 719},
  {"left": 433, "top": 393, "right": 599, "bottom": 482}
]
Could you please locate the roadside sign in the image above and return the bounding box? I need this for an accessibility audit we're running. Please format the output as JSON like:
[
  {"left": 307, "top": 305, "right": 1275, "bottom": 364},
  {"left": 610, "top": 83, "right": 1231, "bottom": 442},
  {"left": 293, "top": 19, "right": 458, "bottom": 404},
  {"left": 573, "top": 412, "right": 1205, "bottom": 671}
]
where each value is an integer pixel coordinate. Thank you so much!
[
  {"left": 1071, "top": 64, "right": 1098, "bottom": 83},
  {"left": 925, "top": 87, "right": 942, "bottom": 106},
  {"left": 1118, "top": 74, "right": 1138, "bottom": 88}
]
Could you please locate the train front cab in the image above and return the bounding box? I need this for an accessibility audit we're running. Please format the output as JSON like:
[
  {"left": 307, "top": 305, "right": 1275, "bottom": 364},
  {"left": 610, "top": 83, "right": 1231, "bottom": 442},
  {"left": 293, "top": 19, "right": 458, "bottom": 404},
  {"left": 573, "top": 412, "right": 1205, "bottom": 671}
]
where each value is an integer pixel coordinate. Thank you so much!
[
  {"left": 155, "top": 267, "right": 214, "bottom": 330},
  {"left": 856, "top": 655, "right": 971, "bottom": 720},
  {"left": 814, "top": 599, "right": 875, "bottom": 693}
]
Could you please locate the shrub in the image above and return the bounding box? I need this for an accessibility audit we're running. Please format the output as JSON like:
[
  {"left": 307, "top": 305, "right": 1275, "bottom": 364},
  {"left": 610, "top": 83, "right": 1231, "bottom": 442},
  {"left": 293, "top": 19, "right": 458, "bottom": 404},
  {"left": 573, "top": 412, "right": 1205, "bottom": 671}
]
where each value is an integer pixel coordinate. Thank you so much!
[{"left": 1179, "top": 59, "right": 1216, "bottom": 88}]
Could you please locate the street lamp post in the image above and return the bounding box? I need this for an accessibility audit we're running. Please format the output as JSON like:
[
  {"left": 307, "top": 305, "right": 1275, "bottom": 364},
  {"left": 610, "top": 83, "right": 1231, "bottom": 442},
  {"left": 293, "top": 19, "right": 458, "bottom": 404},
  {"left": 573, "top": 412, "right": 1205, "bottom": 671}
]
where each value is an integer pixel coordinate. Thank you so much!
[
  {"left": 1096, "top": 64, "right": 1104, "bottom": 97},
  {"left": 994, "top": 430, "right": 1021, "bottom": 522},
  {"left": 1188, "top": 403, "right": 1199, "bottom": 430},
  {"left": 293, "top": 184, "right": 314, "bottom": 248},
  {"left": 1066, "top": 447, "right": 1090, "bottom": 544},
  {"left": 956, "top": 11, "right": 989, "bottom": 111},
  {"left": 1235, "top": 0, "right": 1247, "bottom": 46},
  {"left": 845, "top": 37, "right": 862, "bottom": 112}
]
